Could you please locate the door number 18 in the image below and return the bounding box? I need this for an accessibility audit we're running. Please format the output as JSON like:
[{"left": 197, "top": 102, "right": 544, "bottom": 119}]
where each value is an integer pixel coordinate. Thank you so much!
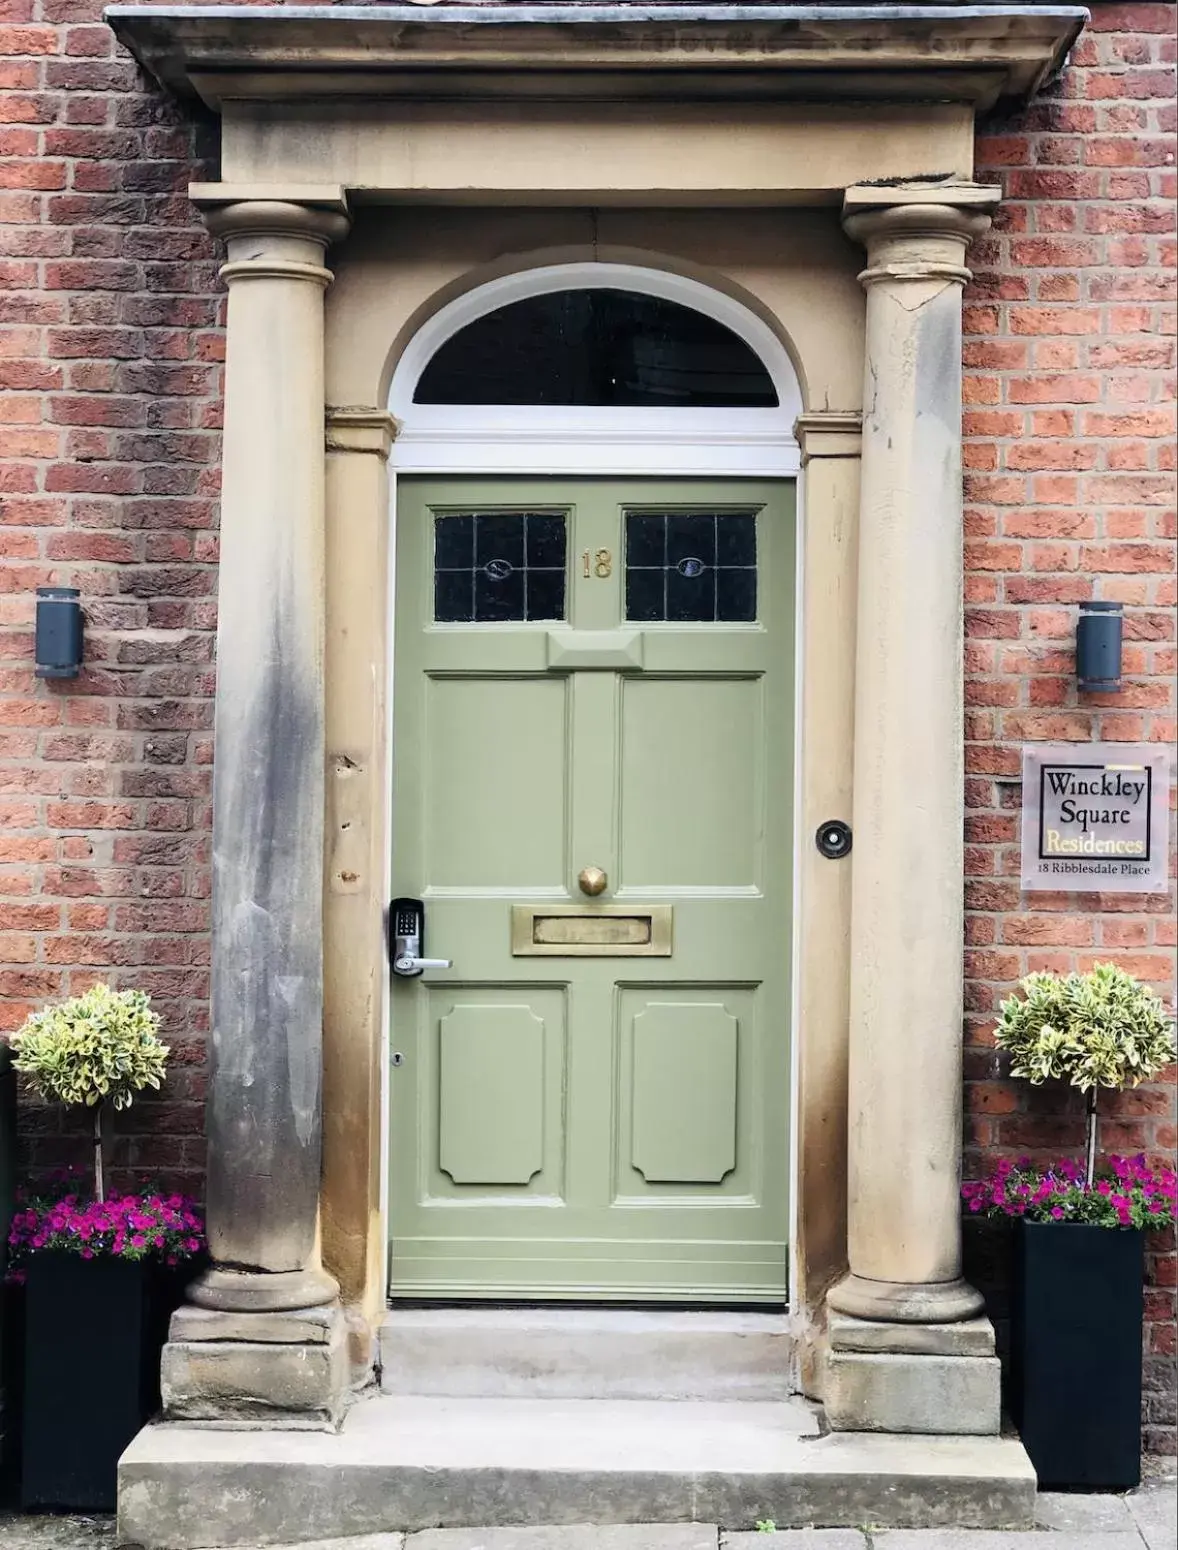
[{"left": 582, "top": 549, "right": 612, "bottom": 579}]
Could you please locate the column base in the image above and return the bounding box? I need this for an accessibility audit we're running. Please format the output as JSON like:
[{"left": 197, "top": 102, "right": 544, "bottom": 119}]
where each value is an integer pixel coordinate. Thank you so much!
[
  {"left": 824, "top": 1311, "right": 1001, "bottom": 1435},
  {"left": 161, "top": 1304, "right": 353, "bottom": 1431},
  {"left": 188, "top": 1265, "right": 339, "bottom": 1313},
  {"left": 827, "top": 1270, "right": 985, "bottom": 1323}
]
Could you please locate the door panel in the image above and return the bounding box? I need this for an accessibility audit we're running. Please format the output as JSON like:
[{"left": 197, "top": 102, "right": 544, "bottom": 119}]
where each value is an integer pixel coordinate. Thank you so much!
[
  {"left": 629, "top": 999, "right": 739, "bottom": 1185},
  {"left": 425, "top": 676, "right": 569, "bottom": 890},
  {"left": 437, "top": 1001, "right": 552, "bottom": 1187},
  {"left": 390, "top": 478, "right": 794, "bottom": 1302},
  {"left": 418, "top": 984, "right": 568, "bottom": 1203},
  {"left": 619, "top": 677, "right": 762, "bottom": 889},
  {"left": 617, "top": 984, "right": 761, "bottom": 1203}
]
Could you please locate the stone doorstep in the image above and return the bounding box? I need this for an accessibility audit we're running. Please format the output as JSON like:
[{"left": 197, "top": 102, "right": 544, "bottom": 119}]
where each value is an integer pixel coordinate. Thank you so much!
[
  {"left": 117, "top": 1394, "right": 1036, "bottom": 1550},
  {"left": 378, "top": 1308, "right": 797, "bottom": 1401}
]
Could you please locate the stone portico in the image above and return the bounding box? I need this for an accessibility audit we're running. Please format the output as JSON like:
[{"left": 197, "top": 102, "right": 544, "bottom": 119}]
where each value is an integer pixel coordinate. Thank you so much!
[{"left": 106, "top": 5, "right": 1088, "bottom": 1542}]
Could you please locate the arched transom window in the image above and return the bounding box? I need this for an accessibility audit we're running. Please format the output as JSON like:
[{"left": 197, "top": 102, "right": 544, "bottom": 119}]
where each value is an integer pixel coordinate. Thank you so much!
[
  {"left": 389, "top": 264, "right": 801, "bottom": 476},
  {"left": 414, "top": 288, "right": 779, "bottom": 409}
]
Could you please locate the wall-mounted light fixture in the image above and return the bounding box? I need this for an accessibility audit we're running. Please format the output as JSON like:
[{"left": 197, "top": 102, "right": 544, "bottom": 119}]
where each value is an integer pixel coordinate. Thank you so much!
[
  {"left": 35, "top": 586, "right": 84, "bottom": 680},
  {"left": 1076, "top": 599, "right": 1123, "bottom": 693}
]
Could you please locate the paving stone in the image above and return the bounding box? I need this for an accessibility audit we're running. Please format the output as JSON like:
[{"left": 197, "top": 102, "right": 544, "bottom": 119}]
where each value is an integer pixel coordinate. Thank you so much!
[
  {"left": 873, "top": 1533, "right": 1146, "bottom": 1549},
  {"left": 1035, "top": 1494, "right": 1137, "bottom": 1532},
  {"left": 407, "top": 1531, "right": 717, "bottom": 1550},
  {"left": 0, "top": 1516, "right": 116, "bottom": 1549},
  {"left": 1126, "top": 1479, "right": 1178, "bottom": 1550},
  {"left": 723, "top": 1532, "right": 868, "bottom": 1548}
]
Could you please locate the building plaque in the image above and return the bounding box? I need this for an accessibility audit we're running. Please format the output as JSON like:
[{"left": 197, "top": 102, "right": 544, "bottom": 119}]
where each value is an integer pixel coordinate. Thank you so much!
[{"left": 1021, "top": 743, "right": 1171, "bottom": 894}]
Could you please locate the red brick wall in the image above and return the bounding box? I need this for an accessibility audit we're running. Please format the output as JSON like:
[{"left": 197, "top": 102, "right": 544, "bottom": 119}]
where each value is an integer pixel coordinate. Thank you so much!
[
  {"left": 1, "top": 0, "right": 1175, "bottom": 1448},
  {"left": 0, "top": 0, "right": 218, "bottom": 1197},
  {"left": 964, "top": 2, "right": 1177, "bottom": 1457}
]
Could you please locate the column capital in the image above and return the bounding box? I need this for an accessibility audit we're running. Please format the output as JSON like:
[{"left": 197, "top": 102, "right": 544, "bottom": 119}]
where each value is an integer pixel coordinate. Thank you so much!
[
  {"left": 326, "top": 407, "right": 398, "bottom": 460},
  {"left": 842, "top": 181, "right": 1000, "bottom": 288},
  {"left": 794, "top": 411, "right": 862, "bottom": 462},
  {"left": 190, "top": 182, "right": 351, "bottom": 284}
]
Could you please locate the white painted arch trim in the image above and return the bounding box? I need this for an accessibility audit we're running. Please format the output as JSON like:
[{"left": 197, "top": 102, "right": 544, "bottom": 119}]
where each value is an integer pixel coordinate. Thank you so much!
[{"left": 388, "top": 262, "right": 803, "bottom": 477}]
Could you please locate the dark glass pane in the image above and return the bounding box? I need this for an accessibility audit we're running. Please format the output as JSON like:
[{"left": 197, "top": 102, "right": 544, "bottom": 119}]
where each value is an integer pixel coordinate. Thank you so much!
[
  {"left": 476, "top": 513, "right": 524, "bottom": 572},
  {"left": 526, "top": 514, "right": 565, "bottom": 569},
  {"left": 667, "top": 513, "right": 716, "bottom": 568},
  {"left": 416, "top": 289, "right": 777, "bottom": 408},
  {"left": 717, "top": 513, "right": 756, "bottom": 568},
  {"left": 434, "top": 509, "right": 567, "bottom": 624},
  {"left": 625, "top": 509, "right": 758, "bottom": 624},
  {"left": 625, "top": 567, "right": 665, "bottom": 623},
  {"left": 434, "top": 569, "right": 473, "bottom": 623},
  {"left": 526, "top": 569, "right": 565, "bottom": 621},
  {"left": 667, "top": 564, "right": 717, "bottom": 623},
  {"left": 476, "top": 564, "right": 524, "bottom": 622},
  {"left": 716, "top": 566, "right": 757, "bottom": 622},
  {"left": 435, "top": 513, "right": 473, "bottom": 570},
  {"left": 627, "top": 513, "right": 665, "bottom": 567}
]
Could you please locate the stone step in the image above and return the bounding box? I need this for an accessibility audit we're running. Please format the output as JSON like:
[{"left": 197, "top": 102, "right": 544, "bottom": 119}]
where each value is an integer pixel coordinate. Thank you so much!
[
  {"left": 118, "top": 1393, "right": 1037, "bottom": 1550},
  {"left": 378, "top": 1308, "right": 796, "bottom": 1401}
]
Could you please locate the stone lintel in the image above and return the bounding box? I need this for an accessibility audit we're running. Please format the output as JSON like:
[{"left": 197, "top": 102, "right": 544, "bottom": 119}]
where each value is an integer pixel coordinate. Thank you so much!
[
  {"left": 794, "top": 411, "right": 862, "bottom": 461},
  {"left": 825, "top": 1350, "right": 1002, "bottom": 1436},
  {"left": 326, "top": 407, "right": 398, "bottom": 459},
  {"left": 829, "top": 1310, "right": 996, "bottom": 1358}
]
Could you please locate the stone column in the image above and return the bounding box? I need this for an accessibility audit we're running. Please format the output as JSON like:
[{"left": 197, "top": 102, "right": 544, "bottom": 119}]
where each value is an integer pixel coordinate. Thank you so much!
[
  {"left": 161, "top": 186, "right": 353, "bottom": 1429},
  {"left": 825, "top": 184, "right": 1002, "bottom": 1434}
]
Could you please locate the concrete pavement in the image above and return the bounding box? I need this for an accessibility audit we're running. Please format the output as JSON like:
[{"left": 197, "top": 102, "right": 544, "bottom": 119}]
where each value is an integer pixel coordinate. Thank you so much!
[{"left": 0, "top": 1482, "right": 1174, "bottom": 1550}]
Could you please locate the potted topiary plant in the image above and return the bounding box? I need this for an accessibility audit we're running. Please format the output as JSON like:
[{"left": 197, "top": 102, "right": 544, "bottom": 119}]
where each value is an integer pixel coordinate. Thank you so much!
[
  {"left": 7, "top": 982, "right": 205, "bottom": 1511},
  {"left": 964, "top": 962, "right": 1176, "bottom": 1491}
]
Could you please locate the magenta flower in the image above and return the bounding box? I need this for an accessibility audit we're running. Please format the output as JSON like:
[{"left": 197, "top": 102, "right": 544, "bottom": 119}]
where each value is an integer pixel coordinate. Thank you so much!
[
  {"left": 961, "top": 1156, "right": 1176, "bottom": 1232},
  {"left": 6, "top": 1189, "right": 205, "bottom": 1277}
]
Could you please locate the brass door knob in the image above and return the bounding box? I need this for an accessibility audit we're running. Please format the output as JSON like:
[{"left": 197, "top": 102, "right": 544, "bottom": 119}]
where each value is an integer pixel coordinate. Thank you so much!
[{"left": 577, "top": 866, "right": 608, "bottom": 897}]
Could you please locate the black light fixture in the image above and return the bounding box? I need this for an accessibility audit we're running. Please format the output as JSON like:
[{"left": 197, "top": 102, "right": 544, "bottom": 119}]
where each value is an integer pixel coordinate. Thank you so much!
[
  {"left": 1076, "top": 599, "right": 1123, "bottom": 693},
  {"left": 35, "top": 586, "right": 83, "bottom": 679}
]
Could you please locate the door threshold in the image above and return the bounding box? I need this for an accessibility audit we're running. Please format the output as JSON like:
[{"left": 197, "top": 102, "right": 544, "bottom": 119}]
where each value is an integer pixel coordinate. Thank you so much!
[
  {"left": 386, "top": 1297, "right": 787, "bottom": 1312},
  {"left": 378, "top": 1304, "right": 797, "bottom": 1401}
]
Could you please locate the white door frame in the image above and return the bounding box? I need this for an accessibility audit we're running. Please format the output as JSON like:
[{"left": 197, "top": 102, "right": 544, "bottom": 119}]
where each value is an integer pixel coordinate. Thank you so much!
[{"left": 383, "top": 261, "right": 805, "bottom": 1311}]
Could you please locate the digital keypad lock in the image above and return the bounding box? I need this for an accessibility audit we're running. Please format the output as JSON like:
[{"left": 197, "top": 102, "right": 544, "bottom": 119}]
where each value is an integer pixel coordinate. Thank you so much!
[{"left": 389, "top": 897, "right": 453, "bottom": 978}]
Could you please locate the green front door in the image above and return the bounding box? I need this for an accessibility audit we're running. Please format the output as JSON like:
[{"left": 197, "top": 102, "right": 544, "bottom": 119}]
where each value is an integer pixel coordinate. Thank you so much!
[{"left": 389, "top": 478, "right": 794, "bottom": 1302}]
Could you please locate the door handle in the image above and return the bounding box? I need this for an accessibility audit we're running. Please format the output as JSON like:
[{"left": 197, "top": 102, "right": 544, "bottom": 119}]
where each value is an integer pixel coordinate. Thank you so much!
[{"left": 393, "top": 955, "right": 452, "bottom": 975}]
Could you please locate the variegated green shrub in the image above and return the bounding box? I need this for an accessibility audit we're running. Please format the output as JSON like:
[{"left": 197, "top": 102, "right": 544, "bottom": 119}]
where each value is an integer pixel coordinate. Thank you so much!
[
  {"left": 995, "top": 962, "right": 1175, "bottom": 1185},
  {"left": 994, "top": 962, "right": 1174, "bottom": 1094},
  {"left": 11, "top": 983, "right": 169, "bottom": 1201},
  {"left": 12, "top": 982, "right": 168, "bottom": 1110}
]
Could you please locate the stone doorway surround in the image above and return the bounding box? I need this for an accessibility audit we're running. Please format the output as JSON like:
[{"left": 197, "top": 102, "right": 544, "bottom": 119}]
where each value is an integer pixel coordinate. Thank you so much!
[{"left": 109, "top": 0, "right": 1086, "bottom": 1463}]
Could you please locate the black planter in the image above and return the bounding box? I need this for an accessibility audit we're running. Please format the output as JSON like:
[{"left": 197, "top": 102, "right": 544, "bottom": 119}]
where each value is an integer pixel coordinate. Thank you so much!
[
  {"left": 1010, "top": 1219, "right": 1144, "bottom": 1491},
  {"left": 20, "top": 1253, "right": 187, "bottom": 1511}
]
